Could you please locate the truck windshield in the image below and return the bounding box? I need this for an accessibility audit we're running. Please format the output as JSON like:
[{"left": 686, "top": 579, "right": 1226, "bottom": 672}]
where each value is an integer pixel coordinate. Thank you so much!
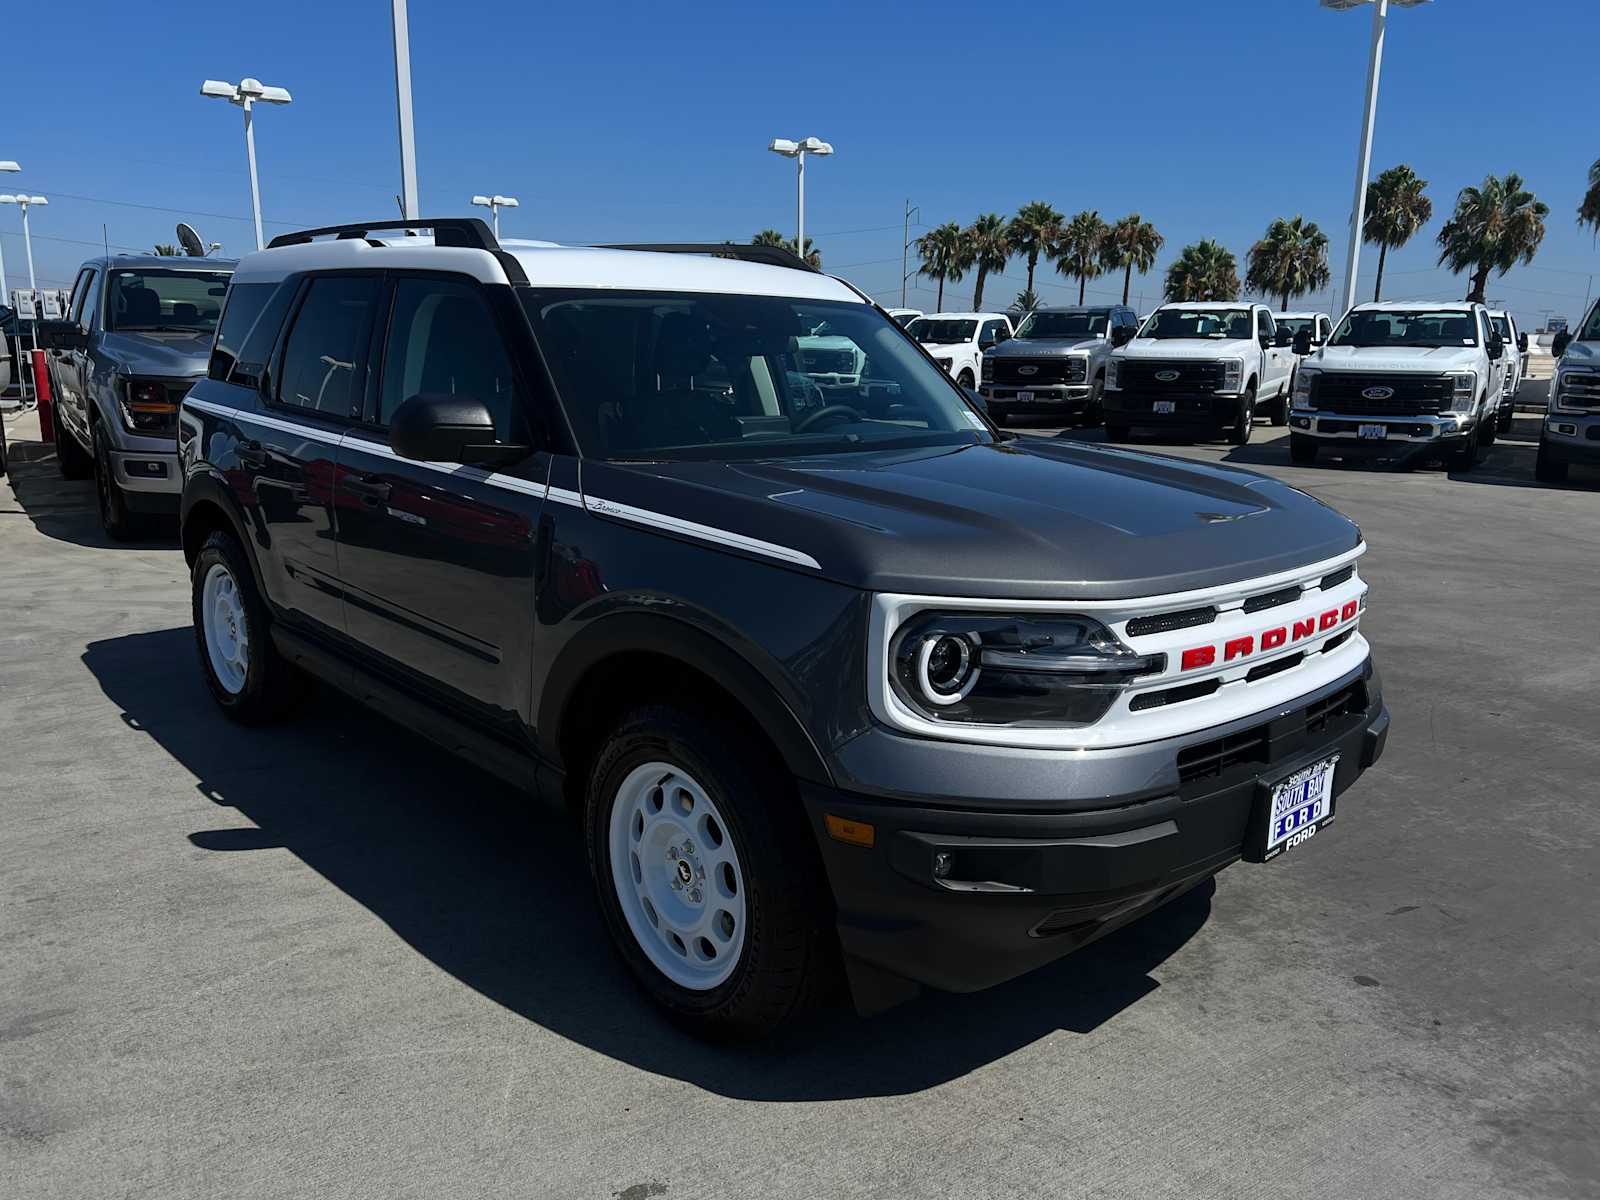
[
  {"left": 521, "top": 290, "right": 993, "bottom": 462},
  {"left": 1140, "top": 309, "right": 1252, "bottom": 339},
  {"left": 906, "top": 318, "right": 977, "bottom": 344},
  {"left": 1014, "top": 310, "right": 1108, "bottom": 339},
  {"left": 105, "top": 269, "right": 233, "bottom": 333},
  {"left": 1329, "top": 310, "right": 1479, "bottom": 348}
]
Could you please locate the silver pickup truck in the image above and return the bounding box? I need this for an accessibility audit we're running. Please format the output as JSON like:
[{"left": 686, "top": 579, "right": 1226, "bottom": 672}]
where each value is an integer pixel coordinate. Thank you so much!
[{"left": 979, "top": 303, "right": 1139, "bottom": 424}]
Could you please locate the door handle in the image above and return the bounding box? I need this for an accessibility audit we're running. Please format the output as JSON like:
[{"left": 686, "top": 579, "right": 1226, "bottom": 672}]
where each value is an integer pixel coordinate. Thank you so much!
[
  {"left": 236, "top": 439, "right": 266, "bottom": 468},
  {"left": 345, "top": 475, "right": 392, "bottom": 505}
]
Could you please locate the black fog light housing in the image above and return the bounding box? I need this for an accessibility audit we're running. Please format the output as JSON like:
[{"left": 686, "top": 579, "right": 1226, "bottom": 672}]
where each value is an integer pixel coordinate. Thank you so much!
[
  {"left": 889, "top": 612, "right": 1164, "bottom": 727},
  {"left": 1291, "top": 416, "right": 1311, "bottom": 429}
]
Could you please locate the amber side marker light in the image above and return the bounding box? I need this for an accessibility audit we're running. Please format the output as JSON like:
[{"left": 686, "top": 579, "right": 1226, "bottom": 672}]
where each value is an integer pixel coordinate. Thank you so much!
[{"left": 824, "top": 814, "right": 875, "bottom": 848}]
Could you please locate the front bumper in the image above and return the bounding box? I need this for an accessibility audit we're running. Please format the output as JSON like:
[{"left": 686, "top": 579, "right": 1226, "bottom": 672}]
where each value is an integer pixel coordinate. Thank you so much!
[
  {"left": 1105, "top": 390, "right": 1243, "bottom": 426},
  {"left": 1289, "top": 408, "right": 1476, "bottom": 447},
  {"left": 110, "top": 448, "right": 181, "bottom": 502},
  {"left": 804, "top": 661, "right": 1387, "bottom": 1009},
  {"left": 1541, "top": 414, "right": 1600, "bottom": 465},
  {"left": 982, "top": 383, "right": 1092, "bottom": 411}
]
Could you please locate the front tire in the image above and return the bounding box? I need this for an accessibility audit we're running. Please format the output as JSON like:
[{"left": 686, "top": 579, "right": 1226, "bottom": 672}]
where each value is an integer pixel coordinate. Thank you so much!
[
  {"left": 1227, "top": 387, "right": 1256, "bottom": 446},
  {"left": 191, "top": 530, "right": 304, "bottom": 722},
  {"left": 1289, "top": 433, "right": 1319, "bottom": 465},
  {"left": 1446, "top": 418, "right": 1481, "bottom": 473},
  {"left": 1535, "top": 440, "right": 1569, "bottom": 483},
  {"left": 1496, "top": 401, "right": 1513, "bottom": 434},
  {"left": 957, "top": 369, "right": 975, "bottom": 390},
  {"left": 1105, "top": 422, "right": 1130, "bottom": 442},
  {"left": 1270, "top": 379, "right": 1290, "bottom": 427},
  {"left": 585, "top": 704, "right": 835, "bottom": 1040},
  {"left": 92, "top": 424, "right": 140, "bottom": 540},
  {"left": 1081, "top": 374, "right": 1105, "bottom": 427}
]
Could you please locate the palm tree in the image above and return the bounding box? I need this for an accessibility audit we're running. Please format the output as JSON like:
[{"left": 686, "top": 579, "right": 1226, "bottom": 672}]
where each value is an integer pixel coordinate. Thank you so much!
[
  {"left": 1436, "top": 173, "right": 1549, "bottom": 303},
  {"left": 1579, "top": 159, "right": 1600, "bottom": 236},
  {"left": 1164, "top": 240, "right": 1240, "bottom": 302},
  {"left": 1054, "top": 210, "right": 1109, "bottom": 304},
  {"left": 1246, "top": 216, "right": 1331, "bottom": 310},
  {"left": 751, "top": 229, "right": 820, "bottom": 268},
  {"left": 1102, "top": 214, "right": 1164, "bottom": 305},
  {"left": 153, "top": 243, "right": 181, "bottom": 256},
  {"left": 1006, "top": 202, "right": 1063, "bottom": 300},
  {"left": 1014, "top": 288, "right": 1040, "bottom": 313},
  {"left": 1363, "top": 165, "right": 1432, "bottom": 302},
  {"left": 963, "top": 213, "right": 1011, "bottom": 311},
  {"left": 916, "top": 222, "right": 968, "bottom": 311}
]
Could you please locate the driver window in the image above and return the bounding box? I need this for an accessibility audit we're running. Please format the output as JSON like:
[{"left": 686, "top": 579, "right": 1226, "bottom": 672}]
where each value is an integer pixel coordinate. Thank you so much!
[
  {"left": 379, "top": 277, "right": 518, "bottom": 437},
  {"left": 1258, "top": 311, "right": 1276, "bottom": 339}
]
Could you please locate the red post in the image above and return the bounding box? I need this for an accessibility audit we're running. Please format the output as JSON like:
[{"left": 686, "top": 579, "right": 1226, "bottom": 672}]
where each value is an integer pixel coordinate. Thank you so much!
[{"left": 30, "top": 349, "right": 55, "bottom": 444}]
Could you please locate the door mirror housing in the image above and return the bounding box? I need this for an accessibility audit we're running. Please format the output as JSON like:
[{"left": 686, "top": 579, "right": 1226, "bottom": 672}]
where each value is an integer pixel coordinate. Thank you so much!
[
  {"left": 1111, "top": 325, "right": 1134, "bottom": 347},
  {"left": 1293, "top": 330, "right": 1313, "bottom": 355},
  {"left": 1258, "top": 332, "right": 1273, "bottom": 350},
  {"left": 37, "top": 319, "right": 88, "bottom": 352},
  {"left": 1274, "top": 328, "right": 1294, "bottom": 348},
  {"left": 1517, "top": 331, "right": 1529, "bottom": 354},
  {"left": 388, "top": 393, "right": 528, "bottom": 466},
  {"left": 1486, "top": 333, "right": 1504, "bottom": 361},
  {"left": 1553, "top": 331, "right": 1573, "bottom": 357}
]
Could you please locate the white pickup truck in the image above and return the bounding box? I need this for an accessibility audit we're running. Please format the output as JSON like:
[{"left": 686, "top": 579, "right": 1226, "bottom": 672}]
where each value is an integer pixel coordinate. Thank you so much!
[
  {"left": 1287, "top": 300, "right": 1508, "bottom": 470},
  {"left": 1104, "top": 301, "right": 1296, "bottom": 443},
  {"left": 905, "top": 312, "right": 1014, "bottom": 389}
]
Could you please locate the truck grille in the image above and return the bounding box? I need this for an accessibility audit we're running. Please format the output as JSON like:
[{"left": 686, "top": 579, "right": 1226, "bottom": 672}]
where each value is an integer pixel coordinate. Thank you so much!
[
  {"left": 800, "top": 348, "right": 856, "bottom": 374},
  {"left": 1312, "top": 373, "right": 1452, "bottom": 415},
  {"left": 1120, "top": 360, "right": 1224, "bottom": 391},
  {"left": 1556, "top": 372, "right": 1600, "bottom": 410},
  {"left": 992, "top": 357, "right": 1085, "bottom": 386}
]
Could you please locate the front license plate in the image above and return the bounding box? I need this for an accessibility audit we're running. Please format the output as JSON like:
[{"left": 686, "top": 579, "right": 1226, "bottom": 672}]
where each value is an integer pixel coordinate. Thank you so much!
[
  {"left": 1358, "top": 423, "right": 1387, "bottom": 440},
  {"left": 1016, "top": 390, "right": 1034, "bottom": 403},
  {"left": 1153, "top": 400, "right": 1176, "bottom": 414},
  {"left": 1259, "top": 754, "right": 1340, "bottom": 860}
]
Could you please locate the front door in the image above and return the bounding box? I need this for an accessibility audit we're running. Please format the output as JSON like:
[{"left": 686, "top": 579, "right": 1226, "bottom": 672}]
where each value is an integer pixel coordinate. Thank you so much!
[
  {"left": 334, "top": 273, "right": 546, "bottom": 730},
  {"left": 51, "top": 266, "right": 97, "bottom": 444}
]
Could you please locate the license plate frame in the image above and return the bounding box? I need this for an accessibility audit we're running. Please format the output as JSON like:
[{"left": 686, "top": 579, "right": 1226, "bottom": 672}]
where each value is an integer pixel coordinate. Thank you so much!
[
  {"left": 1246, "top": 753, "right": 1340, "bottom": 863},
  {"left": 1358, "top": 423, "right": 1388, "bottom": 440},
  {"left": 1153, "top": 400, "right": 1177, "bottom": 415}
]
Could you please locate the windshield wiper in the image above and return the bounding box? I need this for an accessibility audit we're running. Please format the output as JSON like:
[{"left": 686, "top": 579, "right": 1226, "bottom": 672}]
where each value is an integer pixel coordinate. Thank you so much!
[{"left": 116, "top": 324, "right": 207, "bottom": 333}]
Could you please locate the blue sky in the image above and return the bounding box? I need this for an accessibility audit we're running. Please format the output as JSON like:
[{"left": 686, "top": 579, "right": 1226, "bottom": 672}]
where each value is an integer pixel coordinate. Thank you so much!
[{"left": 4, "top": 0, "right": 1595, "bottom": 328}]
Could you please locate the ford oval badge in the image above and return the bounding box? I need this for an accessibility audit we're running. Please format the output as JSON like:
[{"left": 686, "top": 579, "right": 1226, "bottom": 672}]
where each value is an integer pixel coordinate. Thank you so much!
[
  {"left": 1361, "top": 386, "right": 1395, "bottom": 400},
  {"left": 1154, "top": 369, "right": 1180, "bottom": 382},
  {"left": 1017, "top": 365, "right": 1038, "bottom": 375}
]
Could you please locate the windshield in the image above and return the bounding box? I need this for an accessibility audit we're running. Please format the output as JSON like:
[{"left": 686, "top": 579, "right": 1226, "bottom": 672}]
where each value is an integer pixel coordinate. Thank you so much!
[
  {"left": 1579, "top": 303, "right": 1600, "bottom": 341},
  {"left": 105, "top": 269, "right": 232, "bottom": 333},
  {"left": 906, "top": 318, "right": 976, "bottom": 344},
  {"left": 1276, "top": 318, "right": 1315, "bottom": 339},
  {"left": 1139, "top": 308, "right": 1252, "bottom": 339},
  {"left": 521, "top": 291, "right": 992, "bottom": 462},
  {"left": 1014, "top": 310, "right": 1108, "bottom": 339},
  {"left": 1329, "top": 309, "right": 1480, "bottom": 349}
]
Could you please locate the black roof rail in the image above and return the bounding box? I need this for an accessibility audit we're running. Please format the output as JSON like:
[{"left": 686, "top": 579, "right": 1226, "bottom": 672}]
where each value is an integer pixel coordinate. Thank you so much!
[
  {"left": 266, "top": 217, "right": 499, "bottom": 251},
  {"left": 598, "top": 242, "right": 819, "bottom": 273}
]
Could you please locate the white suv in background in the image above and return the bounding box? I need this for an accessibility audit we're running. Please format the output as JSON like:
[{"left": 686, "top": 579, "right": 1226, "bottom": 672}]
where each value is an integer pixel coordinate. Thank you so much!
[{"left": 905, "top": 312, "right": 1014, "bottom": 389}]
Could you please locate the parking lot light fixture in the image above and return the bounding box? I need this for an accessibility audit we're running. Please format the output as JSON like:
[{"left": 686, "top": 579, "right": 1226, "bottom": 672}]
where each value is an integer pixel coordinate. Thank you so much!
[
  {"left": 1321, "top": 0, "right": 1430, "bottom": 316},
  {"left": 470, "top": 194, "right": 519, "bottom": 240},
  {"left": 767, "top": 136, "right": 833, "bottom": 266},
  {"left": 199, "top": 77, "right": 293, "bottom": 252}
]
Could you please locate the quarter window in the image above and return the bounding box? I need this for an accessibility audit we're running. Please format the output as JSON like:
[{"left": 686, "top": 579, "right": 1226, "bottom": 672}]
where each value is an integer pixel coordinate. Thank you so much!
[
  {"left": 275, "top": 275, "right": 382, "bottom": 418},
  {"left": 377, "top": 277, "right": 518, "bottom": 437}
]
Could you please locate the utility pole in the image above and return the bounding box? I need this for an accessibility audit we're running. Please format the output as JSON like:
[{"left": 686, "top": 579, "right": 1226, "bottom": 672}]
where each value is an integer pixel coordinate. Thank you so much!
[
  {"left": 391, "top": 0, "right": 420, "bottom": 219},
  {"left": 901, "top": 199, "right": 919, "bottom": 308}
]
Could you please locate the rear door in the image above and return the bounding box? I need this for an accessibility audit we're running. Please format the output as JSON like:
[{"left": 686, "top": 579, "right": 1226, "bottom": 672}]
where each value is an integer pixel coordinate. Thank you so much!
[{"left": 334, "top": 272, "right": 546, "bottom": 729}]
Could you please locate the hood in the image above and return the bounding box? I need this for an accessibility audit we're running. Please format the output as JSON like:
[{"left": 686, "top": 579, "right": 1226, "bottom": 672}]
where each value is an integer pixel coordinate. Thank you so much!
[
  {"left": 1119, "top": 338, "right": 1254, "bottom": 360},
  {"left": 582, "top": 440, "right": 1360, "bottom": 600},
  {"left": 989, "top": 336, "right": 1102, "bottom": 358},
  {"left": 98, "top": 330, "right": 214, "bottom": 378},
  {"left": 1311, "top": 344, "right": 1481, "bottom": 373},
  {"left": 1560, "top": 340, "right": 1598, "bottom": 366},
  {"left": 916, "top": 341, "right": 971, "bottom": 357}
]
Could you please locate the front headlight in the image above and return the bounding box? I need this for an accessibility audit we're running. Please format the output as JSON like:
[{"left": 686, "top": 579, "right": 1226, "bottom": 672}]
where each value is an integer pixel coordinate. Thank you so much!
[
  {"left": 1293, "top": 368, "right": 1318, "bottom": 407},
  {"left": 888, "top": 612, "right": 1163, "bottom": 727},
  {"left": 1105, "top": 359, "right": 1120, "bottom": 390},
  {"left": 1552, "top": 366, "right": 1599, "bottom": 412},
  {"left": 1222, "top": 358, "right": 1244, "bottom": 392},
  {"left": 117, "top": 377, "right": 180, "bottom": 434},
  {"left": 1447, "top": 371, "right": 1476, "bottom": 411},
  {"left": 981, "top": 357, "right": 994, "bottom": 382}
]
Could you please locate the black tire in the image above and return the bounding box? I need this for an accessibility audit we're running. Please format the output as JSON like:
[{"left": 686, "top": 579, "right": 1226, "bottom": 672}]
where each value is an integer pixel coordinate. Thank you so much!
[
  {"left": 1479, "top": 410, "right": 1497, "bottom": 448},
  {"left": 987, "top": 403, "right": 1009, "bottom": 425},
  {"left": 585, "top": 704, "right": 836, "bottom": 1040},
  {"left": 190, "top": 529, "right": 305, "bottom": 722},
  {"left": 1081, "top": 374, "right": 1105, "bottom": 427},
  {"left": 1227, "top": 387, "right": 1256, "bottom": 446},
  {"left": 92, "top": 423, "right": 141, "bottom": 541},
  {"left": 1496, "top": 401, "right": 1513, "bottom": 434},
  {"left": 1535, "top": 440, "right": 1569, "bottom": 484},
  {"left": 1445, "top": 419, "right": 1481, "bottom": 473},
  {"left": 957, "top": 369, "right": 975, "bottom": 389},
  {"left": 1270, "top": 383, "right": 1290, "bottom": 427},
  {"left": 56, "top": 421, "right": 93, "bottom": 479},
  {"left": 1105, "top": 422, "right": 1131, "bottom": 442},
  {"left": 1289, "top": 433, "right": 1319, "bottom": 465}
]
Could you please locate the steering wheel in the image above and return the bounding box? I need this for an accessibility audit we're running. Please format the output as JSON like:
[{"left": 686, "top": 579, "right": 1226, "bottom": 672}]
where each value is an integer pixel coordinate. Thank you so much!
[{"left": 793, "top": 403, "right": 865, "bottom": 434}]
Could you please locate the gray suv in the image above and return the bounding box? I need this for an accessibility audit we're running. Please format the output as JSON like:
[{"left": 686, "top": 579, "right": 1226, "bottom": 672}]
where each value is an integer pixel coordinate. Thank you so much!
[
  {"left": 40, "top": 255, "right": 236, "bottom": 538},
  {"left": 979, "top": 304, "right": 1138, "bottom": 424}
]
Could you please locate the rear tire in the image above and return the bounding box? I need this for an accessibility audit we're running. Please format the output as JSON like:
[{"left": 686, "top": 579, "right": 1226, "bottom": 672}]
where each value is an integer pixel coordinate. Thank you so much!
[
  {"left": 191, "top": 530, "right": 305, "bottom": 722},
  {"left": 1289, "top": 433, "right": 1319, "bottom": 465},
  {"left": 585, "top": 704, "right": 836, "bottom": 1040},
  {"left": 1227, "top": 387, "right": 1256, "bottom": 446},
  {"left": 1535, "top": 440, "right": 1569, "bottom": 483}
]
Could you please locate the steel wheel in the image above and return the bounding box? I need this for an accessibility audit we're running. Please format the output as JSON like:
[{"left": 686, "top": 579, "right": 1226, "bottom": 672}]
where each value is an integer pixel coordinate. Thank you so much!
[
  {"left": 608, "top": 760, "right": 747, "bottom": 991},
  {"left": 201, "top": 562, "right": 250, "bottom": 696}
]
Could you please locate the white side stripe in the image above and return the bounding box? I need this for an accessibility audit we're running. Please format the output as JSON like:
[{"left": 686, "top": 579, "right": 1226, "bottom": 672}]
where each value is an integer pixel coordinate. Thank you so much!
[{"left": 581, "top": 494, "right": 822, "bottom": 570}]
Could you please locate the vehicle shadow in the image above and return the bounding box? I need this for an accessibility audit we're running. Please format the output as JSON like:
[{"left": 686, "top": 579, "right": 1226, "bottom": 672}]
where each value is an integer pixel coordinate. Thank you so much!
[
  {"left": 1, "top": 433, "right": 179, "bottom": 549},
  {"left": 83, "top": 625, "right": 1215, "bottom": 1101}
]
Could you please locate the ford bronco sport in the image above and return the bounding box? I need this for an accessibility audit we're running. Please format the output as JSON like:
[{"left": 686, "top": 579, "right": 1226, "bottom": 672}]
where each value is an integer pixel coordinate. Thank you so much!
[{"left": 178, "top": 218, "right": 1389, "bottom": 1038}]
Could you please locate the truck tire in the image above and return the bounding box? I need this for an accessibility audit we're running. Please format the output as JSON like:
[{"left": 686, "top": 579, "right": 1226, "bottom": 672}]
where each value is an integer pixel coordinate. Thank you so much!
[
  {"left": 1496, "top": 401, "right": 1514, "bottom": 434},
  {"left": 987, "top": 402, "right": 1010, "bottom": 425},
  {"left": 1227, "top": 386, "right": 1256, "bottom": 446},
  {"left": 585, "top": 703, "right": 836, "bottom": 1040},
  {"left": 957, "top": 369, "right": 975, "bottom": 389},
  {"left": 1082, "top": 375, "right": 1105, "bottom": 427},
  {"left": 1105, "top": 422, "right": 1130, "bottom": 442},
  {"left": 92, "top": 423, "right": 141, "bottom": 541},
  {"left": 1270, "top": 379, "right": 1290, "bottom": 427},
  {"left": 1289, "top": 433, "right": 1319, "bottom": 465},
  {"left": 56, "top": 421, "right": 93, "bottom": 479},
  {"left": 1445, "top": 419, "right": 1481, "bottom": 473},
  {"left": 1479, "top": 411, "right": 1497, "bottom": 448},
  {"left": 190, "top": 529, "right": 305, "bottom": 722},
  {"left": 1535, "top": 440, "right": 1569, "bottom": 483}
]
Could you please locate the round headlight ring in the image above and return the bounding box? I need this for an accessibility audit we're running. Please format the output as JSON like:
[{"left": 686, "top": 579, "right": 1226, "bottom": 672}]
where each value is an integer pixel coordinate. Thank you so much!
[{"left": 916, "top": 633, "right": 978, "bottom": 705}]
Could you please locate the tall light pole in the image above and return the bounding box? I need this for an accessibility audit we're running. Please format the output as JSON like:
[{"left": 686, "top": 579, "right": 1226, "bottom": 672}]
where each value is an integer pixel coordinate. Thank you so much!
[
  {"left": 767, "top": 136, "right": 833, "bottom": 264},
  {"left": 200, "top": 78, "right": 293, "bottom": 251},
  {"left": 901, "top": 199, "right": 920, "bottom": 308},
  {"left": 392, "top": 0, "right": 420, "bottom": 219},
  {"left": 0, "top": 160, "right": 17, "bottom": 312},
  {"left": 470, "top": 194, "right": 519, "bottom": 239},
  {"left": 1323, "top": 0, "right": 1429, "bottom": 316}
]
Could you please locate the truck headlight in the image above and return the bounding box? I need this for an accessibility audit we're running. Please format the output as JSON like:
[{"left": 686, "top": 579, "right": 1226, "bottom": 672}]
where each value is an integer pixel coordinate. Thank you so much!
[
  {"left": 981, "top": 357, "right": 994, "bottom": 382},
  {"left": 1552, "top": 366, "right": 1598, "bottom": 413},
  {"left": 1293, "top": 368, "right": 1318, "bottom": 407},
  {"left": 117, "top": 378, "right": 180, "bottom": 434},
  {"left": 1222, "top": 358, "right": 1243, "bottom": 393},
  {"left": 1447, "top": 371, "right": 1476, "bottom": 412},
  {"left": 1105, "top": 359, "right": 1120, "bottom": 390},
  {"left": 889, "top": 612, "right": 1163, "bottom": 727}
]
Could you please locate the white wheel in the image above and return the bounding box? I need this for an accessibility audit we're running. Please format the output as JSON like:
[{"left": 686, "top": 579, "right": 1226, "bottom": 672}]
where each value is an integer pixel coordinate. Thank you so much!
[
  {"left": 607, "top": 761, "right": 747, "bottom": 990},
  {"left": 201, "top": 562, "right": 250, "bottom": 696}
]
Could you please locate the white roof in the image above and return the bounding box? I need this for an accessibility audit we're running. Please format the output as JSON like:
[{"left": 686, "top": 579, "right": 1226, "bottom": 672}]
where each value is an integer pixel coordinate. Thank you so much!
[
  {"left": 1274, "top": 311, "right": 1328, "bottom": 319},
  {"left": 231, "top": 235, "right": 864, "bottom": 303},
  {"left": 913, "top": 311, "right": 1009, "bottom": 321},
  {"left": 1155, "top": 300, "right": 1257, "bottom": 310},
  {"left": 1348, "top": 299, "right": 1479, "bottom": 312}
]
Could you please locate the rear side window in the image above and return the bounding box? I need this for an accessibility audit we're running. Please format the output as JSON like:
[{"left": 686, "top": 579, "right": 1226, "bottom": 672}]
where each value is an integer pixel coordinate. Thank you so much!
[
  {"left": 275, "top": 276, "right": 382, "bottom": 418},
  {"left": 377, "top": 277, "right": 518, "bottom": 437},
  {"left": 209, "top": 282, "right": 292, "bottom": 386}
]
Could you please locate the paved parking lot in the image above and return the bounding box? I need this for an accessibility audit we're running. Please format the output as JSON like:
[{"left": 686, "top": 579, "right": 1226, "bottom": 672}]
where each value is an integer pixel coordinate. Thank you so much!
[{"left": 3, "top": 407, "right": 1597, "bottom": 1199}]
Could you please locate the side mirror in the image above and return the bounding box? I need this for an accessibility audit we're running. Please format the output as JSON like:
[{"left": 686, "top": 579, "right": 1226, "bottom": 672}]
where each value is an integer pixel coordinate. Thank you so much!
[
  {"left": 1517, "top": 332, "right": 1529, "bottom": 354},
  {"left": 1274, "top": 329, "right": 1293, "bottom": 348},
  {"left": 389, "top": 393, "right": 527, "bottom": 466},
  {"left": 37, "top": 319, "right": 88, "bottom": 352},
  {"left": 1486, "top": 334, "right": 1504, "bottom": 361},
  {"left": 1293, "top": 330, "right": 1313, "bottom": 355},
  {"left": 1111, "top": 325, "right": 1134, "bottom": 347},
  {"left": 1258, "top": 332, "right": 1273, "bottom": 350},
  {"left": 1553, "top": 331, "right": 1573, "bottom": 357}
]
